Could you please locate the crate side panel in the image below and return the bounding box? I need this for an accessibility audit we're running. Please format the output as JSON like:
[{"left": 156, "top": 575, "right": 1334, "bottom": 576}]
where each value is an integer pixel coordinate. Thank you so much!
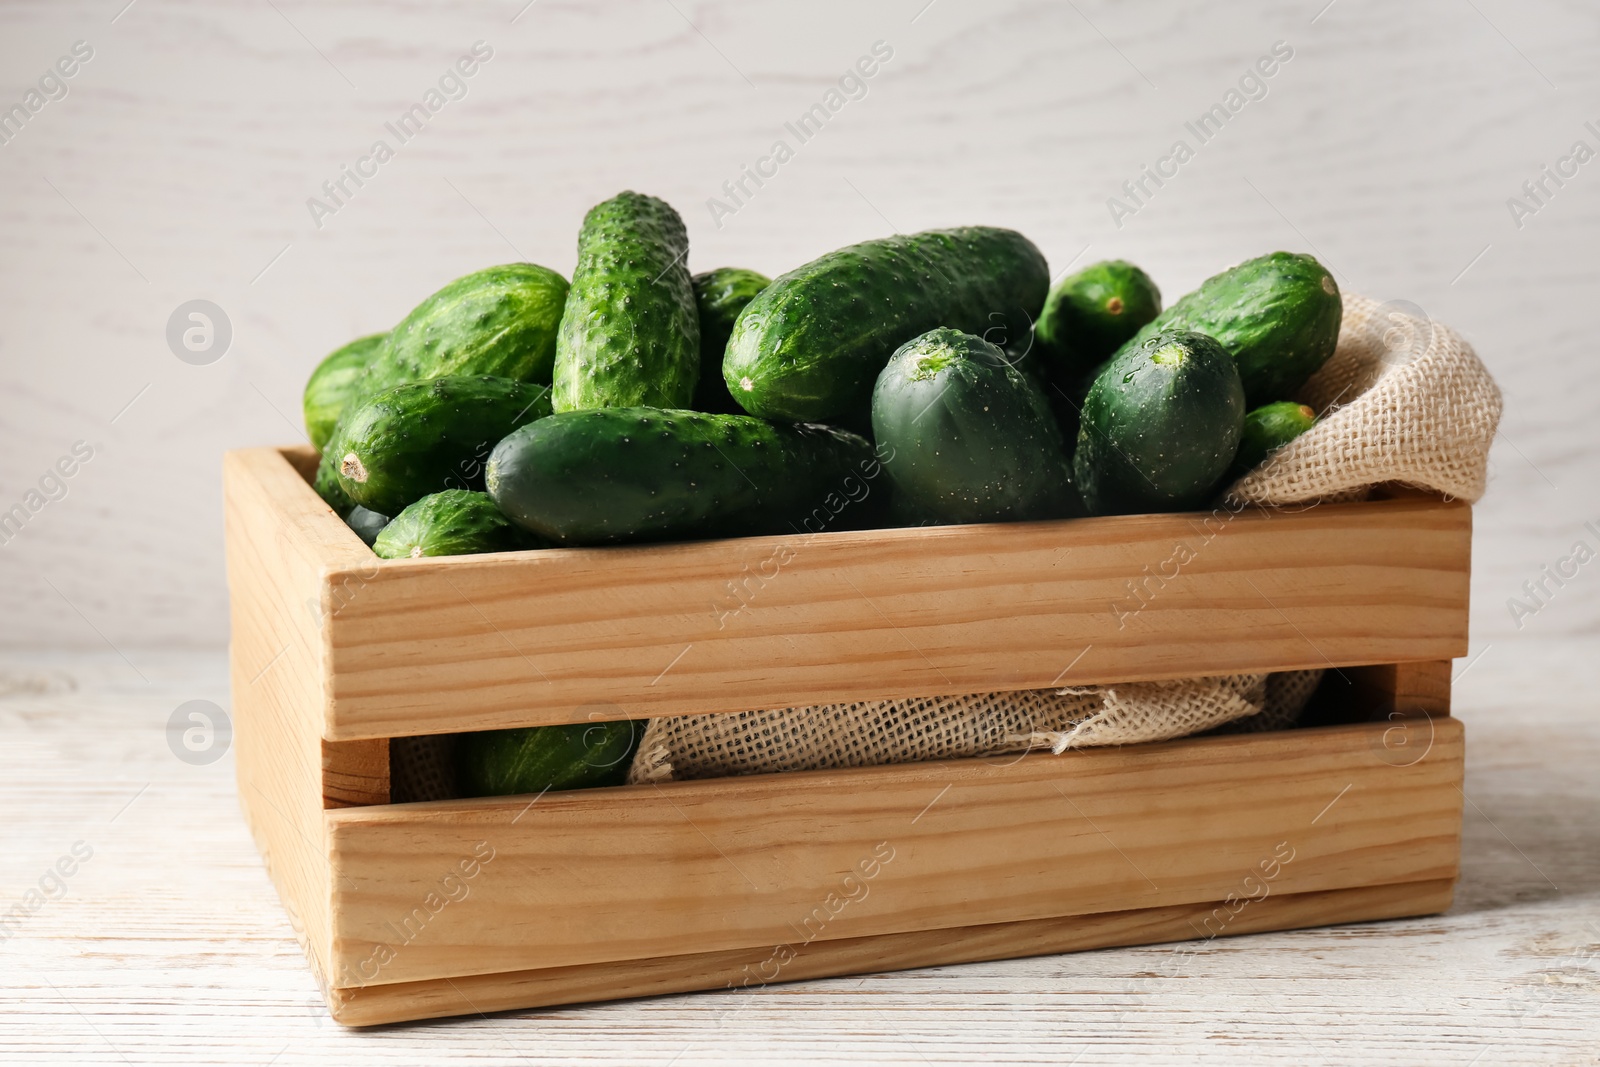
[
  {"left": 322, "top": 496, "right": 1471, "bottom": 739},
  {"left": 225, "top": 448, "right": 349, "bottom": 985},
  {"left": 324, "top": 717, "right": 1463, "bottom": 986},
  {"left": 327, "top": 876, "right": 1455, "bottom": 1026}
]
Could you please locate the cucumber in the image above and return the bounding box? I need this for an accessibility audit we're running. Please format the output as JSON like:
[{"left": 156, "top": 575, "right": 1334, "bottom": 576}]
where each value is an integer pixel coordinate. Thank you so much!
[
  {"left": 457, "top": 719, "right": 641, "bottom": 797},
  {"left": 1074, "top": 329, "right": 1245, "bottom": 515},
  {"left": 871, "top": 328, "right": 1080, "bottom": 524},
  {"left": 1033, "top": 260, "right": 1160, "bottom": 386},
  {"left": 373, "top": 490, "right": 534, "bottom": 559},
  {"left": 331, "top": 375, "right": 553, "bottom": 515},
  {"left": 363, "top": 263, "right": 569, "bottom": 396},
  {"left": 724, "top": 226, "right": 1049, "bottom": 424},
  {"left": 487, "top": 408, "right": 877, "bottom": 546},
  {"left": 691, "top": 268, "right": 770, "bottom": 415},
  {"left": 553, "top": 192, "right": 699, "bottom": 412},
  {"left": 313, "top": 443, "right": 356, "bottom": 513},
  {"left": 1120, "top": 251, "right": 1340, "bottom": 406},
  {"left": 1230, "top": 400, "right": 1318, "bottom": 477},
  {"left": 304, "top": 333, "right": 386, "bottom": 451},
  {"left": 344, "top": 505, "right": 391, "bottom": 547}
]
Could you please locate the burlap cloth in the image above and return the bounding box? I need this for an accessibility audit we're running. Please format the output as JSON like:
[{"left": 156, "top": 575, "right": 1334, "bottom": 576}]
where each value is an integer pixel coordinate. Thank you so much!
[
  {"left": 388, "top": 294, "right": 1499, "bottom": 800},
  {"left": 622, "top": 292, "right": 1502, "bottom": 784}
]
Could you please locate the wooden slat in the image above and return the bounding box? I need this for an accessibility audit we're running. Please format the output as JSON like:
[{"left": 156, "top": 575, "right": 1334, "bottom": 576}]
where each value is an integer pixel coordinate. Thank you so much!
[
  {"left": 1350, "top": 660, "right": 1454, "bottom": 719},
  {"left": 323, "top": 739, "right": 389, "bottom": 809},
  {"left": 323, "top": 717, "right": 1464, "bottom": 987},
  {"left": 224, "top": 448, "right": 348, "bottom": 991},
  {"left": 297, "top": 448, "right": 1470, "bottom": 740},
  {"left": 327, "top": 876, "right": 1456, "bottom": 1026}
]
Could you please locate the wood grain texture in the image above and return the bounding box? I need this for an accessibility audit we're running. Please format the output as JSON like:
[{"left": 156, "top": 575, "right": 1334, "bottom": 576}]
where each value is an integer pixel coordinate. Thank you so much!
[
  {"left": 1350, "top": 659, "right": 1454, "bottom": 720},
  {"left": 287, "top": 454, "right": 1472, "bottom": 738},
  {"left": 4, "top": 644, "right": 1597, "bottom": 1063},
  {"left": 322, "top": 718, "right": 1463, "bottom": 988},
  {"left": 321, "top": 739, "right": 388, "bottom": 809},
  {"left": 223, "top": 448, "right": 339, "bottom": 991},
  {"left": 328, "top": 877, "right": 1458, "bottom": 1026}
]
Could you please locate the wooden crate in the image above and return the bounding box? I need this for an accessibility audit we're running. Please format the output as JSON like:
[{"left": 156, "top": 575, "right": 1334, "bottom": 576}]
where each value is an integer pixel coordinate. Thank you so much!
[{"left": 224, "top": 445, "right": 1470, "bottom": 1027}]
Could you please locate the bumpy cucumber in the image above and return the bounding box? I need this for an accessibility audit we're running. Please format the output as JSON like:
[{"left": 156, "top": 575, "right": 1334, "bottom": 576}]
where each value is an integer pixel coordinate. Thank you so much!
[
  {"left": 1119, "top": 251, "right": 1340, "bottom": 406},
  {"left": 373, "top": 490, "right": 533, "bottom": 559},
  {"left": 1074, "top": 329, "right": 1245, "bottom": 515},
  {"left": 331, "top": 375, "right": 552, "bottom": 515},
  {"left": 1033, "top": 260, "right": 1161, "bottom": 386},
  {"left": 304, "top": 333, "right": 386, "bottom": 452},
  {"left": 457, "top": 719, "right": 641, "bottom": 797},
  {"left": 1229, "top": 400, "right": 1318, "bottom": 477},
  {"left": 871, "top": 328, "right": 1079, "bottom": 524},
  {"left": 362, "top": 263, "right": 569, "bottom": 396},
  {"left": 553, "top": 192, "right": 699, "bottom": 411},
  {"left": 724, "top": 226, "right": 1049, "bottom": 424},
  {"left": 487, "top": 408, "right": 877, "bottom": 545},
  {"left": 313, "top": 435, "right": 356, "bottom": 513},
  {"left": 691, "top": 268, "right": 770, "bottom": 415}
]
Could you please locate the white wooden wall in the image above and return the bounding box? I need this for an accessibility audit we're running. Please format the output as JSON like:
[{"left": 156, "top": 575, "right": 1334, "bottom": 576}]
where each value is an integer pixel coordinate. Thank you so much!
[{"left": 1, "top": 0, "right": 1595, "bottom": 651}]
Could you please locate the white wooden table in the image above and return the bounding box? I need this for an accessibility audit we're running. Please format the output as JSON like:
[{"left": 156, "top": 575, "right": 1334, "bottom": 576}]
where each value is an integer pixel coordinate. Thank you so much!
[{"left": 2, "top": 641, "right": 1596, "bottom": 1065}]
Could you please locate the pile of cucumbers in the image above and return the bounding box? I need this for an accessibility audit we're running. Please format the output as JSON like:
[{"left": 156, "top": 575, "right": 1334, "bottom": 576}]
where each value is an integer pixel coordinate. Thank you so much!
[
  {"left": 304, "top": 191, "right": 1338, "bottom": 798},
  {"left": 306, "top": 190, "right": 1337, "bottom": 560}
]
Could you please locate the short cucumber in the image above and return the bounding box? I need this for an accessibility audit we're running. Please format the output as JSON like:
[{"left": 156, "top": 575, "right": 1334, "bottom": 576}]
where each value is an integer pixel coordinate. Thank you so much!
[
  {"left": 724, "top": 226, "right": 1049, "bottom": 424},
  {"left": 313, "top": 443, "right": 356, "bottom": 514},
  {"left": 373, "top": 490, "right": 533, "bottom": 559},
  {"left": 487, "top": 408, "right": 877, "bottom": 546},
  {"left": 331, "top": 375, "right": 553, "bottom": 515},
  {"left": 363, "top": 263, "right": 569, "bottom": 395},
  {"left": 1074, "top": 329, "right": 1245, "bottom": 515},
  {"left": 1033, "top": 260, "right": 1161, "bottom": 386},
  {"left": 691, "top": 267, "right": 770, "bottom": 415},
  {"left": 304, "top": 333, "right": 385, "bottom": 451},
  {"left": 871, "top": 328, "right": 1080, "bottom": 524},
  {"left": 1119, "top": 251, "right": 1340, "bottom": 406},
  {"left": 553, "top": 192, "right": 699, "bottom": 412},
  {"left": 1229, "top": 400, "right": 1318, "bottom": 477},
  {"left": 457, "top": 719, "right": 641, "bottom": 797}
]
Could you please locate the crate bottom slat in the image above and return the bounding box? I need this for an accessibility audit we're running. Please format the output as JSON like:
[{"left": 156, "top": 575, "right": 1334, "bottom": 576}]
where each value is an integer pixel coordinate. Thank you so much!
[{"left": 328, "top": 876, "right": 1454, "bottom": 1026}]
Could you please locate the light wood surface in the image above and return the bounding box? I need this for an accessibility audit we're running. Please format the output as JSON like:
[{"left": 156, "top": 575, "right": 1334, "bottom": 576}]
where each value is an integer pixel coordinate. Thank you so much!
[
  {"left": 222, "top": 448, "right": 342, "bottom": 994},
  {"left": 4, "top": 645, "right": 1596, "bottom": 1062},
  {"left": 330, "top": 878, "right": 1459, "bottom": 1026},
  {"left": 213, "top": 443, "right": 1471, "bottom": 740},
  {"left": 223, "top": 445, "right": 1473, "bottom": 1019},
  {"left": 323, "top": 718, "right": 1463, "bottom": 987}
]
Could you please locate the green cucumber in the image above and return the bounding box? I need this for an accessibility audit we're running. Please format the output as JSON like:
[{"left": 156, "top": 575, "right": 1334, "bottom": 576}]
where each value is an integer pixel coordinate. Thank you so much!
[
  {"left": 553, "top": 192, "right": 699, "bottom": 412},
  {"left": 457, "top": 719, "right": 641, "bottom": 797},
  {"left": 1074, "top": 329, "right": 1245, "bottom": 515},
  {"left": 344, "top": 505, "right": 391, "bottom": 547},
  {"left": 1120, "top": 251, "right": 1340, "bottom": 406},
  {"left": 313, "top": 443, "right": 356, "bottom": 514},
  {"left": 304, "top": 333, "right": 386, "bottom": 451},
  {"left": 871, "top": 328, "right": 1079, "bottom": 524},
  {"left": 362, "top": 263, "right": 569, "bottom": 396},
  {"left": 1230, "top": 400, "right": 1318, "bottom": 477},
  {"left": 724, "top": 226, "right": 1049, "bottom": 424},
  {"left": 1033, "top": 260, "right": 1161, "bottom": 386},
  {"left": 487, "top": 408, "right": 877, "bottom": 546},
  {"left": 691, "top": 267, "right": 770, "bottom": 414},
  {"left": 373, "top": 490, "right": 533, "bottom": 559},
  {"left": 331, "top": 375, "right": 552, "bottom": 515}
]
